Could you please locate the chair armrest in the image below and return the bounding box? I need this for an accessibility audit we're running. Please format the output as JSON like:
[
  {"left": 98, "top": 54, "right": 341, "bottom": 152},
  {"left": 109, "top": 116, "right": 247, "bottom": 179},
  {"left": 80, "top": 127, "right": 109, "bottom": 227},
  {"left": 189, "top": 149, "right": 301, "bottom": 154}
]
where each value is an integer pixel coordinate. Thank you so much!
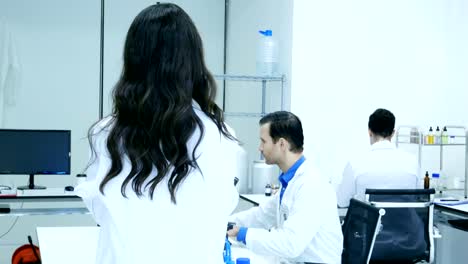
[
  {"left": 366, "top": 189, "right": 436, "bottom": 195},
  {"left": 370, "top": 201, "right": 432, "bottom": 208},
  {"left": 433, "top": 225, "right": 442, "bottom": 239}
]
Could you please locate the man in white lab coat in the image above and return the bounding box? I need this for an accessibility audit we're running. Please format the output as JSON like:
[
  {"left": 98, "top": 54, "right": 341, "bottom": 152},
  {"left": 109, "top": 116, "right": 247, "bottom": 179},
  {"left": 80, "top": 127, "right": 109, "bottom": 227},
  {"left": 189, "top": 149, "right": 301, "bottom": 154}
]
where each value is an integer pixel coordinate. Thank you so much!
[
  {"left": 228, "top": 111, "right": 343, "bottom": 264},
  {"left": 336, "top": 108, "right": 419, "bottom": 207},
  {"left": 336, "top": 108, "right": 424, "bottom": 261}
]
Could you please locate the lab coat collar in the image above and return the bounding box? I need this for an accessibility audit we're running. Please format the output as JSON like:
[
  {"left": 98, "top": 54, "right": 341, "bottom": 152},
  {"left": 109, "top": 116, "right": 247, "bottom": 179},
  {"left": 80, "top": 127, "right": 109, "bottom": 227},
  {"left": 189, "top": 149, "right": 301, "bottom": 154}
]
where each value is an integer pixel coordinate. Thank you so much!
[
  {"left": 279, "top": 156, "right": 306, "bottom": 187},
  {"left": 192, "top": 100, "right": 201, "bottom": 111},
  {"left": 370, "top": 140, "right": 396, "bottom": 151}
]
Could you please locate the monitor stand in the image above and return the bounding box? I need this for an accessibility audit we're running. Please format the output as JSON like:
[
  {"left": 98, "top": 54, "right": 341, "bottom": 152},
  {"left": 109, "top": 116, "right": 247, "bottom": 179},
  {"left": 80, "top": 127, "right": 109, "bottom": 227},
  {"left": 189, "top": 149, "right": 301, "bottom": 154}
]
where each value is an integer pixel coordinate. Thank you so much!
[{"left": 17, "top": 174, "right": 46, "bottom": 190}]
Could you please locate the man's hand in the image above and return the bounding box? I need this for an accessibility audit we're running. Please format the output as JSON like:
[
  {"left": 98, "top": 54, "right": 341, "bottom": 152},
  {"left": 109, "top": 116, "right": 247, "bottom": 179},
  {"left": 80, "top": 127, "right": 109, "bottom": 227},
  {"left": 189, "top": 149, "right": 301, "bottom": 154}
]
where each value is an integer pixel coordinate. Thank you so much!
[{"left": 227, "top": 225, "right": 240, "bottom": 238}]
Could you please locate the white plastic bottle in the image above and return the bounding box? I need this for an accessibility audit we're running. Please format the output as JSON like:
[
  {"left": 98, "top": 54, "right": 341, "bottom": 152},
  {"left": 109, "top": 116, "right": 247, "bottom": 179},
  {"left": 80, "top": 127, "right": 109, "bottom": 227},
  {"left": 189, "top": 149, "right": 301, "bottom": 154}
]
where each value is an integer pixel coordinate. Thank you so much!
[
  {"left": 264, "top": 184, "right": 272, "bottom": 196},
  {"left": 76, "top": 174, "right": 87, "bottom": 186},
  {"left": 234, "top": 146, "right": 249, "bottom": 193},
  {"left": 427, "top": 127, "right": 434, "bottom": 144},
  {"left": 449, "top": 135, "right": 455, "bottom": 144},
  {"left": 438, "top": 170, "right": 446, "bottom": 191},
  {"left": 442, "top": 126, "right": 448, "bottom": 144},
  {"left": 256, "top": 29, "right": 278, "bottom": 76},
  {"left": 410, "top": 127, "right": 419, "bottom": 144},
  {"left": 251, "top": 160, "right": 277, "bottom": 194},
  {"left": 431, "top": 172, "right": 440, "bottom": 193},
  {"left": 435, "top": 126, "right": 441, "bottom": 144}
]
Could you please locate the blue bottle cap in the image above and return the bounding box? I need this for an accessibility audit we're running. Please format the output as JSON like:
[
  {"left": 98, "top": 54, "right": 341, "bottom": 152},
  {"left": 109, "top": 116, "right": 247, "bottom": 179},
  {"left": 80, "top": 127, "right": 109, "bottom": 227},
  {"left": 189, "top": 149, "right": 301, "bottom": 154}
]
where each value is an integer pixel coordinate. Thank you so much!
[
  {"left": 236, "top": 257, "right": 250, "bottom": 264},
  {"left": 259, "top": 30, "right": 272, "bottom": 36},
  {"left": 432, "top": 173, "right": 440, "bottom": 178}
]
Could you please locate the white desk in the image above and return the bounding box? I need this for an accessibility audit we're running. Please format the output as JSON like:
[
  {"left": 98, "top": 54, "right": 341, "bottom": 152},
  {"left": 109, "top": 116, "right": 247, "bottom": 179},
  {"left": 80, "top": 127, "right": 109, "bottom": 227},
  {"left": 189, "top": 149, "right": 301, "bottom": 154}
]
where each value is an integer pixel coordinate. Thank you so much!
[
  {"left": 240, "top": 194, "right": 348, "bottom": 217},
  {"left": 230, "top": 244, "right": 276, "bottom": 264},
  {"left": 433, "top": 197, "right": 468, "bottom": 264},
  {"left": 435, "top": 198, "right": 468, "bottom": 218},
  {"left": 239, "top": 194, "right": 271, "bottom": 206},
  {"left": 0, "top": 188, "right": 88, "bottom": 216},
  {"left": 37, "top": 226, "right": 99, "bottom": 264},
  {"left": 37, "top": 226, "right": 272, "bottom": 264}
]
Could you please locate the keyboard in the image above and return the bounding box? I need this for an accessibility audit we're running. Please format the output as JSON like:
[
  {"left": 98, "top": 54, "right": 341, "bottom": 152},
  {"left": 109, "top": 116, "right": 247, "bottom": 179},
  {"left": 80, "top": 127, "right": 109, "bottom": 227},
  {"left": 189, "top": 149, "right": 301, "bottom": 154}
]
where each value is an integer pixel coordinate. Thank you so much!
[{"left": 17, "top": 188, "right": 76, "bottom": 197}]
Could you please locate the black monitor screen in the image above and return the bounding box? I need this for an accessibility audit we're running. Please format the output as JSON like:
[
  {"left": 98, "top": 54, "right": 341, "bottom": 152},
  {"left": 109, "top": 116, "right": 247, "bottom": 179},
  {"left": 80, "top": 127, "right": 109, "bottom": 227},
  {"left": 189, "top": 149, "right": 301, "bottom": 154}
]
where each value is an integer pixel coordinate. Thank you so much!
[{"left": 0, "top": 129, "right": 71, "bottom": 175}]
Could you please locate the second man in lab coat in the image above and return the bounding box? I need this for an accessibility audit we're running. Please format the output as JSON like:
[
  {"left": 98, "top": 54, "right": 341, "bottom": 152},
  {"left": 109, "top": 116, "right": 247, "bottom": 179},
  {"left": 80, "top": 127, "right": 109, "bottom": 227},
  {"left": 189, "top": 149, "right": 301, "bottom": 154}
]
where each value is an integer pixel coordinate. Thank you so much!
[
  {"left": 335, "top": 108, "right": 424, "bottom": 261},
  {"left": 335, "top": 108, "right": 419, "bottom": 207}
]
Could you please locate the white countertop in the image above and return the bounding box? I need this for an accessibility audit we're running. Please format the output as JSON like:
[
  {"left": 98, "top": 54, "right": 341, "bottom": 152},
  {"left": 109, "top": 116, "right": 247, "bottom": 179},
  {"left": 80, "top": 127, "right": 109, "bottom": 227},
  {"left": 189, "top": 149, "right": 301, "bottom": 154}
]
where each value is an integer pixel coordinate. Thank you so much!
[
  {"left": 37, "top": 226, "right": 99, "bottom": 264},
  {"left": 435, "top": 197, "right": 468, "bottom": 216},
  {"left": 239, "top": 194, "right": 272, "bottom": 205},
  {"left": 240, "top": 194, "right": 348, "bottom": 217},
  {"left": 37, "top": 226, "right": 273, "bottom": 264},
  {"left": 229, "top": 240, "right": 275, "bottom": 264}
]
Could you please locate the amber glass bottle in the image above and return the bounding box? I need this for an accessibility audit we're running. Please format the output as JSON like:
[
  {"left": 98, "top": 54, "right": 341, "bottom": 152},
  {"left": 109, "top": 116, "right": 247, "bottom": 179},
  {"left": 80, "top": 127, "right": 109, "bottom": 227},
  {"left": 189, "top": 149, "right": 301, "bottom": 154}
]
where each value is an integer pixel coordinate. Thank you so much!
[{"left": 424, "top": 171, "right": 430, "bottom": 189}]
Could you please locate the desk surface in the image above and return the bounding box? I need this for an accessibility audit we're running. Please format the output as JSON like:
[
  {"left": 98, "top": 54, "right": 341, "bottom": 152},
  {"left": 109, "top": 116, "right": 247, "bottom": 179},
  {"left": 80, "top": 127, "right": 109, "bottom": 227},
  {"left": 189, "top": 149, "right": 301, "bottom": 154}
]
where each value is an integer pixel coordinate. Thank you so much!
[
  {"left": 435, "top": 202, "right": 468, "bottom": 218},
  {"left": 37, "top": 226, "right": 99, "bottom": 264},
  {"left": 240, "top": 194, "right": 271, "bottom": 206},
  {"left": 434, "top": 192, "right": 468, "bottom": 218},
  {"left": 0, "top": 196, "right": 81, "bottom": 203},
  {"left": 0, "top": 188, "right": 86, "bottom": 216},
  {"left": 37, "top": 226, "right": 273, "bottom": 264},
  {"left": 0, "top": 188, "right": 81, "bottom": 202},
  {"left": 240, "top": 194, "right": 348, "bottom": 217},
  {"left": 231, "top": 245, "right": 275, "bottom": 264}
]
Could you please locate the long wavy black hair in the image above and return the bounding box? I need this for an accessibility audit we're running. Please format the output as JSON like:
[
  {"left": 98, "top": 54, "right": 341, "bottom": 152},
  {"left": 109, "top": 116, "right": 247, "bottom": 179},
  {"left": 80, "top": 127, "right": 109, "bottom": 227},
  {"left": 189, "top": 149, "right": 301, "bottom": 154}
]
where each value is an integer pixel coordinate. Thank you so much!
[{"left": 89, "top": 3, "right": 234, "bottom": 203}]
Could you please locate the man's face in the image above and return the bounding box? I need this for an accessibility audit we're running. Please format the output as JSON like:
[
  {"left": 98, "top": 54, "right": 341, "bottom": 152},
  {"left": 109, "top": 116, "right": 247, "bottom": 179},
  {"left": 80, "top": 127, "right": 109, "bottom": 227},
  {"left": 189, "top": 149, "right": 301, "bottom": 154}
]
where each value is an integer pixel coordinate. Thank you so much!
[{"left": 258, "top": 123, "right": 280, "bottom": 165}]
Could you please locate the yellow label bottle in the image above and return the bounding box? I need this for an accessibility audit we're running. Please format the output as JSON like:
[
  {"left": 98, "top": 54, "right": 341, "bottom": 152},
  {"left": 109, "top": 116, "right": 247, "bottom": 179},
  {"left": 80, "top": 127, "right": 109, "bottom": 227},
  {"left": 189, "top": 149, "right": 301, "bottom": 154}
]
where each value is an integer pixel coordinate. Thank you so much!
[{"left": 427, "top": 127, "right": 434, "bottom": 144}]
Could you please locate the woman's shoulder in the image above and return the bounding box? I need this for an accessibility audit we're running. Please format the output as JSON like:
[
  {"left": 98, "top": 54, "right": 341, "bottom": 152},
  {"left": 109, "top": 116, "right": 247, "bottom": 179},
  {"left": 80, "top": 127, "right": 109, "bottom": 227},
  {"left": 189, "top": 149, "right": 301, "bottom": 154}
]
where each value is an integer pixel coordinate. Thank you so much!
[
  {"left": 88, "top": 116, "right": 115, "bottom": 150},
  {"left": 192, "top": 104, "right": 236, "bottom": 140},
  {"left": 96, "top": 116, "right": 114, "bottom": 129},
  {"left": 90, "top": 116, "right": 114, "bottom": 135}
]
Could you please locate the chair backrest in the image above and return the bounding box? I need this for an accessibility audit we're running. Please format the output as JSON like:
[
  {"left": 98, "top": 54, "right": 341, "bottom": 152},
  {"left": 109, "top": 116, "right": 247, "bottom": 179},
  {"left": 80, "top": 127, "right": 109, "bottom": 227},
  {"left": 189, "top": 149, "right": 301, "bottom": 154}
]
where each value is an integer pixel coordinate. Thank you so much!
[
  {"left": 342, "top": 198, "right": 386, "bottom": 264},
  {"left": 365, "top": 188, "right": 435, "bottom": 264}
]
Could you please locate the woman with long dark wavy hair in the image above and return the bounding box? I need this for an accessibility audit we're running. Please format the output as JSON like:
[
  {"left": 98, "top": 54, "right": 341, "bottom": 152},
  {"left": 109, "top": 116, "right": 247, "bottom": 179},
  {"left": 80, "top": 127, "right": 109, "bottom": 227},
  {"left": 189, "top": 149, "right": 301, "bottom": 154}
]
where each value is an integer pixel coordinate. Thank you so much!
[{"left": 76, "top": 3, "right": 240, "bottom": 263}]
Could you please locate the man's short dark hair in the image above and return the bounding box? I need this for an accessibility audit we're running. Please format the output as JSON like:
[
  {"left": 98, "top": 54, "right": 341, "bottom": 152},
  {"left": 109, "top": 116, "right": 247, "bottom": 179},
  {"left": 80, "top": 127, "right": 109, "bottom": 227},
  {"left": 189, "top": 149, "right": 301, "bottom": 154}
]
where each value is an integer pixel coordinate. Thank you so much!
[
  {"left": 368, "top": 108, "right": 395, "bottom": 138},
  {"left": 259, "top": 111, "right": 304, "bottom": 153}
]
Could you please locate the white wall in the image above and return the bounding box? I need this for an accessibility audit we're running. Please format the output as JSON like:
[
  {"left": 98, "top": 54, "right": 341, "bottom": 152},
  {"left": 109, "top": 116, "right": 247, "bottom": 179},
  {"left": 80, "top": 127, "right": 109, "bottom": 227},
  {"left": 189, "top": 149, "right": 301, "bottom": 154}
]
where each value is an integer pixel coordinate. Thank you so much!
[
  {"left": 0, "top": 1, "right": 100, "bottom": 261},
  {"left": 1, "top": 0, "right": 100, "bottom": 187},
  {"left": 225, "top": 0, "right": 293, "bottom": 189},
  {"left": 102, "top": 0, "right": 226, "bottom": 115},
  {"left": 226, "top": 0, "right": 293, "bottom": 111},
  {"left": 291, "top": 1, "right": 468, "bottom": 185},
  {"left": 0, "top": 1, "right": 225, "bottom": 261}
]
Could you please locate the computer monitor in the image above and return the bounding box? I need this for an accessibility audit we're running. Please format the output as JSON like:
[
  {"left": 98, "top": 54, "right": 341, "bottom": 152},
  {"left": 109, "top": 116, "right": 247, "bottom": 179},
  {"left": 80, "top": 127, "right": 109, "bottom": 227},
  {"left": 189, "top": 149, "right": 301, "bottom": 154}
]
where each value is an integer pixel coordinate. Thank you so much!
[{"left": 0, "top": 129, "right": 71, "bottom": 190}]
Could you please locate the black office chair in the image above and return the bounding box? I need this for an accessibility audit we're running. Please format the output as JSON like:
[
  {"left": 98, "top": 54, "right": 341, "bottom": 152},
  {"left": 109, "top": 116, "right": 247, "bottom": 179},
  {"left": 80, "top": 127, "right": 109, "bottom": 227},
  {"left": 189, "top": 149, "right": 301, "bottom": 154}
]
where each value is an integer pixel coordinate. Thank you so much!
[
  {"left": 365, "top": 188, "right": 436, "bottom": 264},
  {"left": 342, "top": 198, "right": 386, "bottom": 264}
]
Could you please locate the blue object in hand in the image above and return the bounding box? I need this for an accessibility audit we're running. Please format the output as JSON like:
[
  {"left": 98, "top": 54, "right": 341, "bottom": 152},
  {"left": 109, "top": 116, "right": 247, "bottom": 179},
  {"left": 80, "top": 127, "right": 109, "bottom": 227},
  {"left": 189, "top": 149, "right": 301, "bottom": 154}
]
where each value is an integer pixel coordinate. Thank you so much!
[
  {"left": 223, "top": 237, "right": 233, "bottom": 264},
  {"left": 236, "top": 257, "right": 250, "bottom": 264}
]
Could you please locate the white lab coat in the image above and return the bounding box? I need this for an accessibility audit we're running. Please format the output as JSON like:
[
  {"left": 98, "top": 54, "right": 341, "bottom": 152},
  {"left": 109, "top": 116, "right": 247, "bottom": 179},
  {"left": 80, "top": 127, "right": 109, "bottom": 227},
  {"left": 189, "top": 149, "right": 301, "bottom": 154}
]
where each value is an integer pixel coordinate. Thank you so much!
[
  {"left": 336, "top": 140, "right": 419, "bottom": 207},
  {"left": 0, "top": 20, "right": 20, "bottom": 126},
  {"left": 76, "top": 102, "right": 240, "bottom": 264},
  {"left": 230, "top": 160, "right": 343, "bottom": 264}
]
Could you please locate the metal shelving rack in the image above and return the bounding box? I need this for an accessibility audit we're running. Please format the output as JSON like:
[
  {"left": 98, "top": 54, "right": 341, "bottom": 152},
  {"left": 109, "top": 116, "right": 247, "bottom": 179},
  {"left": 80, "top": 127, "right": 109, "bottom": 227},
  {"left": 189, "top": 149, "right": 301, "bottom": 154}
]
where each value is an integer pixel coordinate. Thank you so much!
[
  {"left": 214, "top": 74, "right": 286, "bottom": 173},
  {"left": 214, "top": 74, "right": 286, "bottom": 117},
  {"left": 396, "top": 125, "right": 468, "bottom": 198}
]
